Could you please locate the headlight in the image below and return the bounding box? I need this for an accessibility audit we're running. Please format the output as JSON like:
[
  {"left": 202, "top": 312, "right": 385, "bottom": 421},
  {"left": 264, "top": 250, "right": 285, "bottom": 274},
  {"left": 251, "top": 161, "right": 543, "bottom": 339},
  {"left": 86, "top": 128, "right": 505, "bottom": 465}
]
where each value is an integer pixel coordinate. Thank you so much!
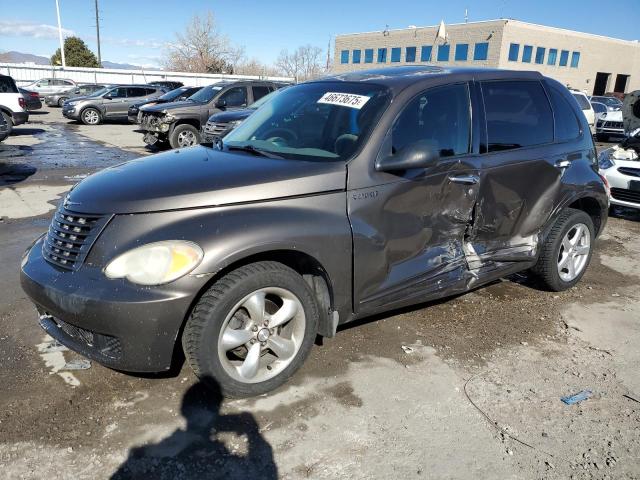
[
  {"left": 104, "top": 240, "right": 203, "bottom": 285},
  {"left": 228, "top": 120, "right": 244, "bottom": 128},
  {"left": 598, "top": 150, "right": 615, "bottom": 170},
  {"left": 161, "top": 112, "right": 176, "bottom": 123}
]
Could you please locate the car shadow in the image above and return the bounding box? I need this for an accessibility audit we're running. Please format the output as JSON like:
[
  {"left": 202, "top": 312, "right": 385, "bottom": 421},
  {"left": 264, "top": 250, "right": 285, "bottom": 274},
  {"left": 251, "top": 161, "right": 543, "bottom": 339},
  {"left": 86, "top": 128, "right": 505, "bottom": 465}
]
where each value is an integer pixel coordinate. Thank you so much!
[
  {"left": 609, "top": 205, "right": 640, "bottom": 222},
  {"left": 0, "top": 162, "right": 37, "bottom": 186},
  {"left": 27, "top": 111, "right": 49, "bottom": 116},
  {"left": 110, "top": 376, "right": 278, "bottom": 480},
  {"left": 8, "top": 128, "right": 46, "bottom": 136}
]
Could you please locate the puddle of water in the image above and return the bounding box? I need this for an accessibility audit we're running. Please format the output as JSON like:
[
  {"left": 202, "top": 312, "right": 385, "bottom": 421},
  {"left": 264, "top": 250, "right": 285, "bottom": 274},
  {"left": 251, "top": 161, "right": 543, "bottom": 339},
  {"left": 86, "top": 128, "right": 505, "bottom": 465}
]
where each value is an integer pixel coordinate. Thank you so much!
[{"left": 36, "top": 335, "right": 81, "bottom": 387}]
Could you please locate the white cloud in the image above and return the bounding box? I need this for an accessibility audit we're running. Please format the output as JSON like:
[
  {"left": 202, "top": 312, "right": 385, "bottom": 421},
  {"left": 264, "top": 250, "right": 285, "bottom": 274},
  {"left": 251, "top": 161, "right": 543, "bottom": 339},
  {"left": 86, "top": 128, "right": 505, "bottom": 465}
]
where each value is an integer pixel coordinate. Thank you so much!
[
  {"left": 0, "top": 20, "right": 74, "bottom": 39},
  {"left": 103, "top": 37, "right": 166, "bottom": 49}
]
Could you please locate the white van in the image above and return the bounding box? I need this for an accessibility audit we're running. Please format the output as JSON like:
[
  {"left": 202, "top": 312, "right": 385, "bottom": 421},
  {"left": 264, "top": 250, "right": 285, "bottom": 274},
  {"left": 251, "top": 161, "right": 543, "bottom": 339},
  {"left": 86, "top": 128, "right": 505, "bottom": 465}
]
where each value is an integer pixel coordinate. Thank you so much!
[{"left": 0, "top": 74, "right": 29, "bottom": 135}]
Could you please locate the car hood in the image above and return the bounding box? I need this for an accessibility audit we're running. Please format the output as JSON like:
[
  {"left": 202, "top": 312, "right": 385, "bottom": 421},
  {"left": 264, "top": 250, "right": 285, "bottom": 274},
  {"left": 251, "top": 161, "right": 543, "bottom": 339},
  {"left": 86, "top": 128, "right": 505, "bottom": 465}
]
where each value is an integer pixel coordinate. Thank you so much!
[
  {"left": 208, "top": 108, "right": 254, "bottom": 123},
  {"left": 65, "top": 146, "right": 346, "bottom": 214},
  {"left": 601, "top": 110, "right": 623, "bottom": 122},
  {"left": 143, "top": 100, "right": 203, "bottom": 113}
]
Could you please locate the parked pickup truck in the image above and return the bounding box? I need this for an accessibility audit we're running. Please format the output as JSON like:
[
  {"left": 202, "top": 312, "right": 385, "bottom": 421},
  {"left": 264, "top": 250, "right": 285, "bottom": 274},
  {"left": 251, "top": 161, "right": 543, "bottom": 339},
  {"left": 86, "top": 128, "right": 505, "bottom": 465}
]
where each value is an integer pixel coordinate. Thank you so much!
[{"left": 21, "top": 67, "right": 608, "bottom": 398}]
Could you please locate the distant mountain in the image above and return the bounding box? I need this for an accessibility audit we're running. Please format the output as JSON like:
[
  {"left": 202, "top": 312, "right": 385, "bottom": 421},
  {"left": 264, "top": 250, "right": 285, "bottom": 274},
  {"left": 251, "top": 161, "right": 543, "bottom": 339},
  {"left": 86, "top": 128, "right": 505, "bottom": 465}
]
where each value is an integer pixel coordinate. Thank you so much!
[
  {"left": 101, "top": 60, "right": 148, "bottom": 70},
  {"left": 0, "top": 51, "right": 50, "bottom": 65}
]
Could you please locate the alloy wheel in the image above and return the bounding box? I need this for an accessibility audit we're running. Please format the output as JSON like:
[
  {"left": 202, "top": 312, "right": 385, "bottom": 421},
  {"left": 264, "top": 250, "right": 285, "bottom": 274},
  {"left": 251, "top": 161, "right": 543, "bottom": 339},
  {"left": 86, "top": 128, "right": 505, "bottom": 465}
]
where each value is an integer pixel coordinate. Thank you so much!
[
  {"left": 217, "top": 287, "right": 306, "bottom": 384},
  {"left": 83, "top": 109, "right": 99, "bottom": 125},
  {"left": 177, "top": 130, "right": 197, "bottom": 147},
  {"left": 557, "top": 223, "right": 590, "bottom": 282}
]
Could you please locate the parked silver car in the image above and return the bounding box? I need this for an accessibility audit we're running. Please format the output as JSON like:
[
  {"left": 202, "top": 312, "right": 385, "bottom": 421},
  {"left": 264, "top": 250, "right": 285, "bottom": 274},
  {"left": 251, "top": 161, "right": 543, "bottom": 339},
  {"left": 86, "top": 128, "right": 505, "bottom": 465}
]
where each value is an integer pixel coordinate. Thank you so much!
[
  {"left": 62, "top": 85, "right": 166, "bottom": 125},
  {"left": 22, "top": 78, "right": 76, "bottom": 97},
  {"left": 45, "top": 84, "right": 106, "bottom": 107}
]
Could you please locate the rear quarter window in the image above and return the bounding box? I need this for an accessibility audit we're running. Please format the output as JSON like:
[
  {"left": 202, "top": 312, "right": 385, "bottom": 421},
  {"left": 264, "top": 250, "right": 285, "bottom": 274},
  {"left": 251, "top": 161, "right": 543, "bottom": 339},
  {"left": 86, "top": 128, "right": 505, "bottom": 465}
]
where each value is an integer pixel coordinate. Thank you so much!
[
  {"left": 547, "top": 85, "right": 581, "bottom": 141},
  {"left": 0, "top": 76, "right": 19, "bottom": 93},
  {"left": 481, "top": 80, "right": 554, "bottom": 152}
]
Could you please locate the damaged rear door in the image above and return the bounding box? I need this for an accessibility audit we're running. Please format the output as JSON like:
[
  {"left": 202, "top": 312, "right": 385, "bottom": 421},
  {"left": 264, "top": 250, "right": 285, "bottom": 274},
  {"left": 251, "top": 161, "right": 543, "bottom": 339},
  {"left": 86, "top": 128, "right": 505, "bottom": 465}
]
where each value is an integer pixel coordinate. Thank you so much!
[
  {"left": 466, "top": 79, "right": 563, "bottom": 269},
  {"left": 349, "top": 82, "right": 481, "bottom": 315}
]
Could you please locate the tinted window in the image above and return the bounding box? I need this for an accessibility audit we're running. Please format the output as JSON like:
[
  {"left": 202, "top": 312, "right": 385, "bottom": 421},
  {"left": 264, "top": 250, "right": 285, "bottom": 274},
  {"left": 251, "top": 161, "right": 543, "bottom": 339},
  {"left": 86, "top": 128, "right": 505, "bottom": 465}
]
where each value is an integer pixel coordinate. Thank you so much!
[
  {"left": 508, "top": 43, "right": 519, "bottom": 61},
  {"left": 548, "top": 84, "right": 580, "bottom": 141},
  {"left": 220, "top": 87, "right": 247, "bottom": 107},
  {"left": 252, "top": 85, "right": 271, "bottom": 101},
  {"left": 522, "top": 45, "right": 533, "bottom": 63},
  {"left": 108, "top": 87, "right": 128, "bottom": 98},
  {"left": 0, "top": 76, "right": 18, "bottom": 93},
  {"left": 391, "top": 47, "right": 401, "bottom": 62},
  {"left": 377, "top": 48, "right": 387, "bottom": 63},
  {"left": 535, "top": 47, "right": 545, "bottom": 64},
  {"left": 437, "top": 44, "right": 450, "bottom": 61},
  {"left": 559, "top": 50, "right": 569, "bottom": 66},
  {"left": 392, "top": 83, "right": 470, "bottom": 158},
  {"left": 127, "top": 87, "right": 147, "bottom": 97},
  {"left": 547, "top": 49, "right": 558, "bottom": 65},
  {"left": 405, "top": 47, "right": 416, "bottom": 62},
  {"left": 352, "top": 50, "right": 361, "bottom": 64},
  {"left": 364, "top": 49, "right": 374, "bottom": 63},
  {"left": 481, "top": 80, "right": 553, "bottom": 152},
  {"left": 474, "top": 43, "right": 488, "bottom": 60},
  {"left": 340, "top": 50, "right": 349, "bottom": 64},
  {"left": 421, "top": 46, "right": 432, "bottom": 62},
  {"left": 455, "top": 44, "right": 468, "bottom": 61}
]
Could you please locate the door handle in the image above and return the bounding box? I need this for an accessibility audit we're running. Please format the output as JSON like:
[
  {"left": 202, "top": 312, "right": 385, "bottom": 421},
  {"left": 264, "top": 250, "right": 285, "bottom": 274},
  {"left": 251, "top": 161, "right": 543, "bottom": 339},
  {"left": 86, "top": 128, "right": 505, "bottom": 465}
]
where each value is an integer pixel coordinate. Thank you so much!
[
  {"left": 448, "top": 174, "right": 479, "bottom": 185},
  {"left": 555, "top": 159, "right": 571, "bottom": 169}
]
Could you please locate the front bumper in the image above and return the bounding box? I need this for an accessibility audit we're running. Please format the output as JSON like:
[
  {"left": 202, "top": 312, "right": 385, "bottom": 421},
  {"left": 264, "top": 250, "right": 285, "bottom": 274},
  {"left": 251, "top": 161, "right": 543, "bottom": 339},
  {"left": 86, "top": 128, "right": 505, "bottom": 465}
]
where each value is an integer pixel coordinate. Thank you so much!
[
  {"left": 62, "top": 106, "right": 80, "bottom": 120},
  {"left": 603, "top": 168, "right": 640, "bottom": 208},
  {"left": 12, "top": 110, "right": 28, "bottom": 126},
  {"left": 20, "top": 237, "right": 205, "bottom": 372}
]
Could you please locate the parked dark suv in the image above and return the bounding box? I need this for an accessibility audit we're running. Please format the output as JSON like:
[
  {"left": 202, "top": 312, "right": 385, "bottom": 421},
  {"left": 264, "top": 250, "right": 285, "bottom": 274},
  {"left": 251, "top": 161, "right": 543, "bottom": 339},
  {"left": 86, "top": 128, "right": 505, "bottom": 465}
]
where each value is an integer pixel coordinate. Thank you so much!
[
  {"left": 62, "top": 85, "right": 166, "bottom": 125},
  {"left": 138, "top": 80, "right": 280, "bottom": 149},
  {"left": 21, "top": 67, "right": 608, "bottom": 397}
]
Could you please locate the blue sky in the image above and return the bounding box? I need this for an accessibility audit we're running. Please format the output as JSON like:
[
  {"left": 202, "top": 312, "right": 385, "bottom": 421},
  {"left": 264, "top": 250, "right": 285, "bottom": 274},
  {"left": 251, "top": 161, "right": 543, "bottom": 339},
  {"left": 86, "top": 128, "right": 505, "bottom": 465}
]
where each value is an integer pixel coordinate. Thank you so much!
[{"left": 1, "top": 0, "right": 639, "bottom": 67}]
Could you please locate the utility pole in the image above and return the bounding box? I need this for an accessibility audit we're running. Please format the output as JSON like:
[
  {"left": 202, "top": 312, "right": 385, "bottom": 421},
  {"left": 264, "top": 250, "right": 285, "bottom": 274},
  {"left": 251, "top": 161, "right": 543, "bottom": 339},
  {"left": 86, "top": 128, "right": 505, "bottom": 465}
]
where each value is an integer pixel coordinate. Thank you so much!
[
  {"left": 55, "top": 0, "right": 66, "bottom": 68},
  {"left": 94, "top": 0, "right": 102, "bottom": 66},
  {"left": 326, "top": 36, "right": 331, "bottom": 71}
]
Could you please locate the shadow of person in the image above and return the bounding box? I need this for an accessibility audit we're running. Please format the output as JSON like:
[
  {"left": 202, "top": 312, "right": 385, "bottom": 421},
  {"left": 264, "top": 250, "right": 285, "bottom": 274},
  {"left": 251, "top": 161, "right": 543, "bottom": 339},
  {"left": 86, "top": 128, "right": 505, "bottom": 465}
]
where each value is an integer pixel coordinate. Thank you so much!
[{"left": 111, "top": 377, "right": 278, "bottom": 480}]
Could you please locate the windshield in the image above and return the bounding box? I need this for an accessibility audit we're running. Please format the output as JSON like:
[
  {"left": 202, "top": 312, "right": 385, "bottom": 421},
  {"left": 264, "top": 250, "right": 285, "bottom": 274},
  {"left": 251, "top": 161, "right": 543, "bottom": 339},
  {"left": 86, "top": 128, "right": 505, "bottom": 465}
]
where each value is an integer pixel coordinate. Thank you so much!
[
  {"left": 224, "top": 82, "right": 391, "bottom": 162},
  {"left": 87, "top": 87, "right": 111, "bottom": 97},
  {"left": 189, "top": 84, "right": 226, "bottom": 103},
  {"left": 572, "top": 93, "right": 591, "bottom": 110},
  {"left": 158, "top": 87, "right": 192, "bottom": 101}
]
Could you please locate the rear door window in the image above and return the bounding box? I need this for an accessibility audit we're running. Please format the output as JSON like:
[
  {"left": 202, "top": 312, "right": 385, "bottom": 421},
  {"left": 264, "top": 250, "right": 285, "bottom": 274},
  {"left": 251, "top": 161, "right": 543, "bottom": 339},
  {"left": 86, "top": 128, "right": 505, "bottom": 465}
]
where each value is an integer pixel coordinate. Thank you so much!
[
  {"left": 252, "top": 85, "right": 271, "bottom": 102},
  {"left": 547, "top": 84, "right": 581, "bottom": 141},
  {"left": 481, "top": 80, "right": 553, "bottom": 152},
  {"left": 392, "top": 83, "right": 471, "bottom": 158},
  {"left": 0, "top": 76, "right": 18, "bottom": 93},
  {"left": 109, "top": 87, "right": 128, "bottom": 98},
  {"left": 127, "top": 87, "right": 147, "bottom": 97}
]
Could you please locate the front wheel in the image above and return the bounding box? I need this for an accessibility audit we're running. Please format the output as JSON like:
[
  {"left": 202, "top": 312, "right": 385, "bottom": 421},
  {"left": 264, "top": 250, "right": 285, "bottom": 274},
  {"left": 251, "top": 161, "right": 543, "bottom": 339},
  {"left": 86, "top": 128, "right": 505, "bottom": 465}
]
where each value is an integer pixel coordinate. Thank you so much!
[
  {"left": 183, "top": 262, "right": 319, "bottom": 397},
  {"left": 81, "top": 107, "right": 101, "bottom": 125},
  {"left": 169, "top": 124, "right": 200, "bottom": 149},
  {"left": 57, "top": 97, "right": 67, "bottom": 107},
  {"left": 532, "top": 208, "right": 594, "bottom": 291}
]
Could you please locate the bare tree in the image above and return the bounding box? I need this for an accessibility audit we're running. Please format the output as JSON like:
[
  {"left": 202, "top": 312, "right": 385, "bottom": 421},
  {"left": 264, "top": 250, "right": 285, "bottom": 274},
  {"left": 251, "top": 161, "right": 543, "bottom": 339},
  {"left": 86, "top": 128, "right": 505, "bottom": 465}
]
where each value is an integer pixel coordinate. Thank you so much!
[
  {"left": 276, "top": 45, "right": 325, "bottom": 81},
  {"left": 164, "top": 12, "right": 243, "bottom": 73},
  {"left": 234, "top": 57, "right": 281, "bottom": 77}
]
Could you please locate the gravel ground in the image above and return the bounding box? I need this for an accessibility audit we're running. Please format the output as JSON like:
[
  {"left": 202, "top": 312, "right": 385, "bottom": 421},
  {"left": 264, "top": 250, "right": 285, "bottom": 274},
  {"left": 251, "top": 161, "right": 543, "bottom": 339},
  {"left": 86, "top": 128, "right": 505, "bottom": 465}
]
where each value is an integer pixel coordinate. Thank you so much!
[{"left": 0, "top": 107, "right": 638, "bottom": 479}]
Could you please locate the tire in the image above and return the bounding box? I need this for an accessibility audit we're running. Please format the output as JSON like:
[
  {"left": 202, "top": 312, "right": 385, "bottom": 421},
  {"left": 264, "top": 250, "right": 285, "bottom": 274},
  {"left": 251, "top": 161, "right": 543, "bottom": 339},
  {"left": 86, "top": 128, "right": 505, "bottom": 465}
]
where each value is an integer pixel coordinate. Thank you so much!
[
  {"left": 182, "top": 261, "right": 320, "bottom": 397},
  {"left": 57, "top": 97, "right": 67, "bottom": 107},
  {"left": 169, "top": 124, "right": 200, "bottom": 149},
  {"left": 531, "top": 208, "right": 595, "bottom": 291},
  {"left": 1, "top": 111, "right": 13, "bottom": 137},
  {"left": 80, "top": 107, "right": 102, "bottom": 125}
]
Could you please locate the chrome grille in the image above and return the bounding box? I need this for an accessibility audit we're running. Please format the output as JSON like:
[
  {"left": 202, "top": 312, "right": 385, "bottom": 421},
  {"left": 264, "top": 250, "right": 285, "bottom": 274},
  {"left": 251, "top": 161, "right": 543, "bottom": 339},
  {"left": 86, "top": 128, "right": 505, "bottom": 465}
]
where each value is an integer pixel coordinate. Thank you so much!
[
  {"left": 43, "top": 207, "right": 107, "bottom": 270},
  {"left": 203, "top": 121, "right": 230, "bottom": 138},
  {"left": 611, "top": 187, "right": 640, "bottom": 204},
  {"left": 602, "top": 121, "right": 623, "bottom": 129}
]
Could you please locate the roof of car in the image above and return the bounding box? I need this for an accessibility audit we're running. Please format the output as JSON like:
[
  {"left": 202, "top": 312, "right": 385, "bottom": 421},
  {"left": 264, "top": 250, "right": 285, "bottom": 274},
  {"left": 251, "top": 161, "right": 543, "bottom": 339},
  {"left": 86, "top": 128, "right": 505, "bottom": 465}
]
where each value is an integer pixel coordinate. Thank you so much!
[{"left": 316, "top": 66, "right": 544, "bottom": 92}]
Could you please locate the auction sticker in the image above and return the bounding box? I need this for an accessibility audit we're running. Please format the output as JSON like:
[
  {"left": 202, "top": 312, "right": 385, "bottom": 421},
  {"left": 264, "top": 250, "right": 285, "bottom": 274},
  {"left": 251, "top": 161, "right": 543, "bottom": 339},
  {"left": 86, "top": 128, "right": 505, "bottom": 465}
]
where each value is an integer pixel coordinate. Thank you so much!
[{"left": 318, "top": 92, "right": 370, "bottom": 109}]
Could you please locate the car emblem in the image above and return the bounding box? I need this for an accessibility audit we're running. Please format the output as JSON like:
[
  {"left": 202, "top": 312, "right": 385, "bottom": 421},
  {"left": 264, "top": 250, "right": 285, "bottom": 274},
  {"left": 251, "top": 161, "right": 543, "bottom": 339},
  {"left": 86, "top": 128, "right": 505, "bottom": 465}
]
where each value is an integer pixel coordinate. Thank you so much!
[{"left": 63, "top": 195, "right": 81, "bottom": 208}]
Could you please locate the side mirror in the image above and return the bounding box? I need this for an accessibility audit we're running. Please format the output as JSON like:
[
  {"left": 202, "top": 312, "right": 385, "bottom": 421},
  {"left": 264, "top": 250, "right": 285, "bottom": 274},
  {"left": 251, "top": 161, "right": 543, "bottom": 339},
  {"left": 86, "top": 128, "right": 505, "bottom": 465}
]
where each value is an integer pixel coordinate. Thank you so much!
[
  {"left": 375, "top": 141, "right": 439, "bottom": 172},
  {"left": 215, "top": 98, "right": 227, "bottom": 109},
  {"left": 74, "top": 89, "right": 81, "bottom": 94},
  {"left": 103, "top": 94, "right": 112, "bottom": 100}
]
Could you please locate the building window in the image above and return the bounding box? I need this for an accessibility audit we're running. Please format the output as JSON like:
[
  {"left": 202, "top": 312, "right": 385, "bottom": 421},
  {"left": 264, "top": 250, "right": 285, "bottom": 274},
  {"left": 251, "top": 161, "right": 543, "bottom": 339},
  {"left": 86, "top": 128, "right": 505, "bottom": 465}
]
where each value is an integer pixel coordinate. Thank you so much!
[
  {"left": 547, "top": 48, "right": 557, "bottom": 65},
  {"left": 377, "top": 48, "right": 387, "bottom": 63},
  {"left": 473, "top": 42, "right": 489, "bottom": 60},
  {"left": 406, "top": 46, "right": 417, "bottom": 62},
  {"left": 364, "top": 49, "right": 374, "bottom": 63},
  {"left": 535, "top": 47, "right": 545, "bottom": 64},
  {"left": 508, "top": 43, "right": 519, "bottom": 61},
  {"left": 391, "top": 47, "right": 401, "bottom": 62},
  {"left": 352, "top": 49, "right": 361, "bottom": 64},
  {"left": 421, "top": 45, "right": 433, "bottom": 62},
  {"left": 437, "top": 44, "right": 450, "bottom": 62},
  {"left": 340, "top": 50, "right": 349, "bottom": 64},
  {"left": 455, "top": 44, "right": 469, "bottom": 61},
  {"left": 559, "top": 50, "right": 569, "bottom": 66},
  {"left": 522, "top": 45, "right": 533, "bottom": 63},
  {"left": 570, "top": 51, "right": 580, "bottom": 68}
]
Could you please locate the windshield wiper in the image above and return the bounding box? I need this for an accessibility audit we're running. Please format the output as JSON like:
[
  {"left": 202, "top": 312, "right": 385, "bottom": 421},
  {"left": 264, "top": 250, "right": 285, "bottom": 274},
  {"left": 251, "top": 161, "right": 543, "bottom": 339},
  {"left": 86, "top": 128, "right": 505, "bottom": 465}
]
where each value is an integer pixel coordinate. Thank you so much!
[{"left": 227, "top": 144, "right": 284, "bottom": 159}]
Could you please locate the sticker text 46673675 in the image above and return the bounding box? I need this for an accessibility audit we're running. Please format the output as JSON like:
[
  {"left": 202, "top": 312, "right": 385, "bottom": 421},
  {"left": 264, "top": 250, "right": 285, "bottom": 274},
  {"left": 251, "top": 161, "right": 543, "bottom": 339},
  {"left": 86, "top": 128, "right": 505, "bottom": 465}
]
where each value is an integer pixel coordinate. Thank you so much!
[{"left": 317, "top": 92, "right": 371, "bottom": 109}]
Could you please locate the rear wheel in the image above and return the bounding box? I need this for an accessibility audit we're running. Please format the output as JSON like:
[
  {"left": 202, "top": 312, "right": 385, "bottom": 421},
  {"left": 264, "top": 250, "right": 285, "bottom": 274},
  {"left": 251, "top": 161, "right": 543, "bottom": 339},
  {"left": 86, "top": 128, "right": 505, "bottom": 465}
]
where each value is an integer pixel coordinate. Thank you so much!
[
  {"left": 532, "top": 208, "right": 594, "bottom": 291},
  {"left": 170, "top": 124, "right": 200, "bottom": 149},
  {"left": 81, "top": 107, "right": 101, "bottom": 125},
  {"left": 57, "top": 97, "right": 67, "bottom": 107},
  {"left": 182, "top": 261, "right": 319, "bottom": 397},
  {"left": 1, "top": 111, "right": 13, "bottom": 137}
]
